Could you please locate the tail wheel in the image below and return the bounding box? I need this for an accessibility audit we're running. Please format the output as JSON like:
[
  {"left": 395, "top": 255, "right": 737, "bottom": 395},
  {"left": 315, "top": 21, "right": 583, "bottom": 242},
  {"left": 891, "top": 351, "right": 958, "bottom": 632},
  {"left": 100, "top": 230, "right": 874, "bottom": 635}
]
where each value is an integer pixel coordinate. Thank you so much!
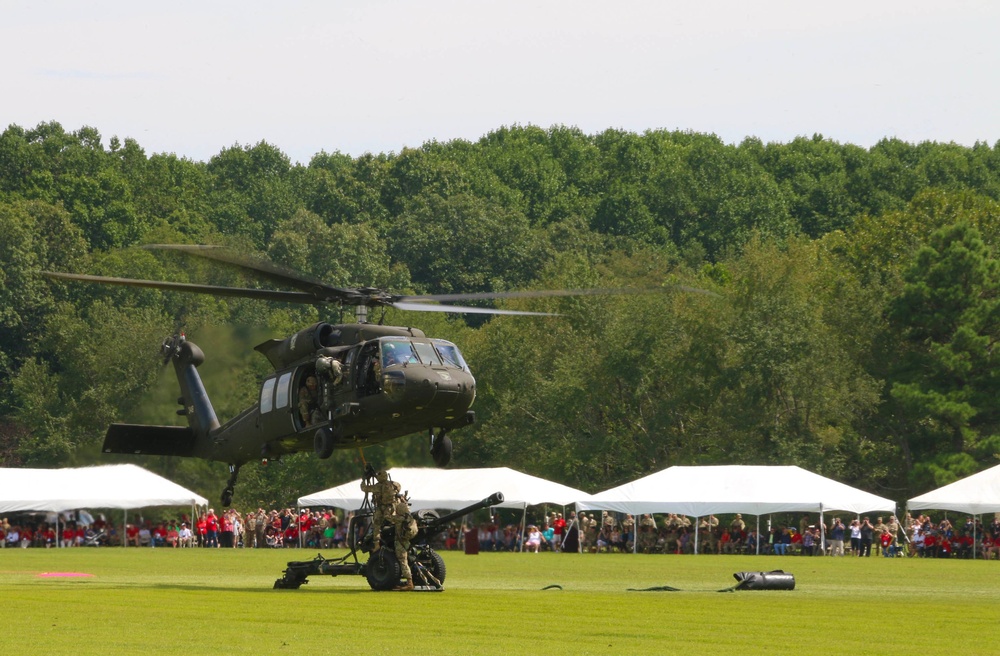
[
  {"left": 314, "top": 428, "right": 334, "bottom": 459},
  {"left": 365, "top": 550, "right": 402, "bottom": 591}
]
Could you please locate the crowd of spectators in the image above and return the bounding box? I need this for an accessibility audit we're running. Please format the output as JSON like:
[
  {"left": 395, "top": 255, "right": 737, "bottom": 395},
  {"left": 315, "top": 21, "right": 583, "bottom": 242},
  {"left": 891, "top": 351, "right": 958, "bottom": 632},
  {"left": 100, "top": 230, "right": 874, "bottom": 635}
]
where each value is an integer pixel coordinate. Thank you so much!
[
  {"left": 466, "top": 510, "right": 1000, "bottom": 558},
  {"left": 4, "top": 508, "right": 1000, "bottom": 560}
]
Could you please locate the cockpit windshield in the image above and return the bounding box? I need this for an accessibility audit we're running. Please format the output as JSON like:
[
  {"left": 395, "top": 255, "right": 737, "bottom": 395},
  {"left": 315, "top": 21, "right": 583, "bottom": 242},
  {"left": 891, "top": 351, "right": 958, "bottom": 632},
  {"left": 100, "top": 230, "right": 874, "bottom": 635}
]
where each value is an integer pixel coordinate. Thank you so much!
[{"left": 379, "top": 338, "right": 468, "bottom": 370}]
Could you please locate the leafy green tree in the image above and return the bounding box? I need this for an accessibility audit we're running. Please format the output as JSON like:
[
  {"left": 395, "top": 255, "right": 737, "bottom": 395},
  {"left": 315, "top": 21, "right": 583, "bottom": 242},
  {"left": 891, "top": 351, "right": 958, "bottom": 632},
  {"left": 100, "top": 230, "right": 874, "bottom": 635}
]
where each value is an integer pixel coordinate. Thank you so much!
[
  {"left": 888, "top": 221, "right": 1000, "bottom": 488},
  {"left": 388, "top": 192, "right": 548, "bottom": 295},
  {"left": 206, "top": 142, "right": 300, "bottom": 248},
  {"left": 267, "top": 208, "right": 411, "bottom": 291},
  {"left": 0, "top": 200, "right": 87, "bottom": 411}
]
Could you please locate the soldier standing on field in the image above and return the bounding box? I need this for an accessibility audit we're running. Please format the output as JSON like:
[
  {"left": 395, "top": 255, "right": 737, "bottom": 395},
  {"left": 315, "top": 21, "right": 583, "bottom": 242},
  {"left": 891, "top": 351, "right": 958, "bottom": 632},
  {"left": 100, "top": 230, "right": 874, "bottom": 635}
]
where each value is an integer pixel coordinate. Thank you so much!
[
  {"left": 360, "top": 467, "right": 400, "bottom": 552},
  {"left": 255, "top": 509, "right": 267, "bottom": 548},
  {"left": 390, "top": 494, "right": 419, "bottom": 591},
  {"left": 245, "top": 510, "right": 257, "bottom": 548}
]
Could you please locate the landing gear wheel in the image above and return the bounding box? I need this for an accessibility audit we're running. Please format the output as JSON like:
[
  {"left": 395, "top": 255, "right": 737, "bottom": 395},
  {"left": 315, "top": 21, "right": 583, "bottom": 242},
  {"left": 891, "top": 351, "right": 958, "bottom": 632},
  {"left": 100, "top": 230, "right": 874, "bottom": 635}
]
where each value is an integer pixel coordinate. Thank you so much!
[
  {"left": 314, "top": 428, "right": 334, "bottom": 459},
  {"left": 365, "top": 550, "right": 402, "bottom": 591},
  {"left": 221, "top": 487, "right": 233, "bottom": 507},
  {"left": 430, "top": 432, "right": 452, "bottom": 467}
]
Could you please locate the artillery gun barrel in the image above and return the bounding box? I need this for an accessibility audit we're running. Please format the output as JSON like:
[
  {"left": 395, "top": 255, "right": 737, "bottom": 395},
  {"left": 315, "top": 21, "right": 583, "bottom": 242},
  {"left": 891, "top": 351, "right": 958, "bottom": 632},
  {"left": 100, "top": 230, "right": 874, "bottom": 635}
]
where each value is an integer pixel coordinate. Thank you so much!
[{"left": 421, "top": 492, "right": 504, "bottom": 530}]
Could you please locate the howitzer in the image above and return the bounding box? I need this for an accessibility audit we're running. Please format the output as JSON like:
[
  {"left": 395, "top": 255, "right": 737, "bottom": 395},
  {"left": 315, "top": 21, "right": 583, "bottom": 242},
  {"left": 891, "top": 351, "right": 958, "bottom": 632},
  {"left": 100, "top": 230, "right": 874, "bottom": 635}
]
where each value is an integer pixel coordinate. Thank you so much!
[
  {"left": 274, "top": 491, "right": 505, "bottom": 591},
  {"left": 369, "top": 491, "right": 506, "bottom": 554}
]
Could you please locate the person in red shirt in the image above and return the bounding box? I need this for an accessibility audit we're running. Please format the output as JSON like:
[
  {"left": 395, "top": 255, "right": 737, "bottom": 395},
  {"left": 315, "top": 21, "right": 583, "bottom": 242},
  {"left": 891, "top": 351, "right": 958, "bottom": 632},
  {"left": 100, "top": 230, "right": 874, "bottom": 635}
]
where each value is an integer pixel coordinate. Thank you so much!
[
  {"left": 939, "top": 535, "right": 953, "bottom": 558},
  {"left": 717, "top": 529, "right": 730, "bottom": 554},
  {"left": 125, "top": 523, "right": 140, "bottom": 547},
  {"left": 283, "top": 523, "right": 298, "bottom": 547},
  {"left": 43, "top": 526, "right": 56, "bottom": 548},
  {"left": 553, "top": 513, "right": 566, "bottom": 552},
  {"left": 923, "top": 531, "right": 938, "bottom": 558},
  {"left": 219, "top": 512, "right": 234, "bottom": 548},
  {"left": 196, "top": 515, "right": 207, "bottom": 547},
  {"left": 152, "top": 524, "right": 167, "bottom": 548},
  {"left": 62, "top": 526, "right": 75, "bottom": 548},
  {"left": 879, "top": 528, "right": 893, "bottom": 556},
  {"left": 205, "top": 509, "right": 219, "bottom": 548},
  {"left": 166, "top": 523, "right": 179, "bottom": 548}
]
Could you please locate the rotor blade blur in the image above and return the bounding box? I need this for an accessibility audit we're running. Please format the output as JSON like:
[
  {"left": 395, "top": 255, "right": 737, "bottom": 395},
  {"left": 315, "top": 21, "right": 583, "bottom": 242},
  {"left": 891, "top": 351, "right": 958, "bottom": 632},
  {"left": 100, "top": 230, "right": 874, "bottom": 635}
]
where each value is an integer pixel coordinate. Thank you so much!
[
  {"left": 142, "top": 244, "right": 350, "bottom": 298},
  {"left": 390, "top": 301, "right": 559, "bottom": 317},
  {"left": 394, "top": 284, "right": 717, "bottom": 303},
  {"left": 42, "top": 271, "right": 323, "bottom": 304}
]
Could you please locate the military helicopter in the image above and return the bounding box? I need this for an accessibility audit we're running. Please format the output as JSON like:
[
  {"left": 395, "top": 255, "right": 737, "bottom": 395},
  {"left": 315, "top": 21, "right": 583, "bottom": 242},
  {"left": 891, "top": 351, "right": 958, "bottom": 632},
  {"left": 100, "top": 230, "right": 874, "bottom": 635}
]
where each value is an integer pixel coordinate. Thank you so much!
[{"left": 45, "top": 245, "right": 704, "bottom": 505}]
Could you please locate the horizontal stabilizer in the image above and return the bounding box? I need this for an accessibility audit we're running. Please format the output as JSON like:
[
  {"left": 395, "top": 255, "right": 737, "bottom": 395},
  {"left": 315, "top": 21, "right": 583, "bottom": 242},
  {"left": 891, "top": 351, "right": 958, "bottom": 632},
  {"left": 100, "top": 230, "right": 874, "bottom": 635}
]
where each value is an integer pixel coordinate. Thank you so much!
[{"left": 103, "top": 424, "right": 197, "bottom": 457}]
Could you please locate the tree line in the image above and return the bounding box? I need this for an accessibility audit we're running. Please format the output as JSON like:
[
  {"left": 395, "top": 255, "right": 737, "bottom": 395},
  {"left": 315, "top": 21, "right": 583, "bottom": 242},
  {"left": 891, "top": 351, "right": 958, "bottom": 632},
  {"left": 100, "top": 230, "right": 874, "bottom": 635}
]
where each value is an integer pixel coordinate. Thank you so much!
[{"left": 2, "top": 120, "right": 1000, "bottom": 507}]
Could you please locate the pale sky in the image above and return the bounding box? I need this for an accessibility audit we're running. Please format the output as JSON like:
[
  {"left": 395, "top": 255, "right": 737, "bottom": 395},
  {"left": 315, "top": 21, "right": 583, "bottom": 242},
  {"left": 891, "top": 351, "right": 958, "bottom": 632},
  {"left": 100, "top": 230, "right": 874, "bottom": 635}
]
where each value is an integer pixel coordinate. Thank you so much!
[{"left": 3, "top": 0, "right": 998, "bottom": 164}]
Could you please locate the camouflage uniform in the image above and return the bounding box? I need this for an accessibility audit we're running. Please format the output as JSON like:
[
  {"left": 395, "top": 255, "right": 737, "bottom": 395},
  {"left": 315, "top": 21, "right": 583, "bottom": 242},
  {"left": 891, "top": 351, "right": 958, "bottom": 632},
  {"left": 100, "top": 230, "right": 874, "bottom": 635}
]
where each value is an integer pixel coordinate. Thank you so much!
[
  {"left": 638, "top": 515, "right": 657, "bottom": 553},
  {"left": 872, "top": 518, "right": 887, "bottom": 555},
  {"left": 254, "top": 509, "right": 267, "bottom": 548},
  {"left": 298, "top": 376, "right": 320, "bottom": 425},
  {"left": 390, "top": 496, "right": 418, "bottom": 590},
  {"left": 699, "top": 517, "right": 719, "bottom": 553},
  {"left": 621, "top": 515, "right": 635, "bottom": 550},
  {"left": 360, "top": 471, "right": 401, "bottom": 550},
  {"left": 886, "top": 515, "right": 900, "bottom": 551},
  {"left": 583, "top": 514, "right": 599, "bottom": 552},
  {"left": 245, "top": 512, "right": 257, "bottom": 548}
]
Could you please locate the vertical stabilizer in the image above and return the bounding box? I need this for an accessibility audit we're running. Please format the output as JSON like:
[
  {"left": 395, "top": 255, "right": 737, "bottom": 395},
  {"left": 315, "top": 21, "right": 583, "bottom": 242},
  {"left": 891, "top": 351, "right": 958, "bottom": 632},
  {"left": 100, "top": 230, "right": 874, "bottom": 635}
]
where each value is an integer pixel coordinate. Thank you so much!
[{"left": 164, "top": 335, "right": 220, "bottom": 438}]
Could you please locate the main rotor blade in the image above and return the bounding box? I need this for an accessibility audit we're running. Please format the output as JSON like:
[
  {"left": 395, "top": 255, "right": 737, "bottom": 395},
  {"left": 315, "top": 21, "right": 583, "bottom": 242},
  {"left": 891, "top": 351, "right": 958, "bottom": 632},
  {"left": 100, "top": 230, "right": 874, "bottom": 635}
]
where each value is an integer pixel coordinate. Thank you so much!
[
  {"left": 42, "top": 272, "right": 324, "bottom": 305},
  {"left": 390, "top": 301, "right": 559, "bottom": 317},
  {"left": 142, "top": 244, "right": 352, "bottom": 298},
  {"left": 394, "top": 284, "right": 717, "bottom": 304}
]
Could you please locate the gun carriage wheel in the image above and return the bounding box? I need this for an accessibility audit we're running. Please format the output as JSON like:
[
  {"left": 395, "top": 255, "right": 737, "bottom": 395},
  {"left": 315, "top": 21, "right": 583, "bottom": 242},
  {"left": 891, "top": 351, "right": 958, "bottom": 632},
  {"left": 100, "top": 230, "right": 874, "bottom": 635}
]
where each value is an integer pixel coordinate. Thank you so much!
[{"left": 365, "top": 550, "right": 403, "bottom": 591}]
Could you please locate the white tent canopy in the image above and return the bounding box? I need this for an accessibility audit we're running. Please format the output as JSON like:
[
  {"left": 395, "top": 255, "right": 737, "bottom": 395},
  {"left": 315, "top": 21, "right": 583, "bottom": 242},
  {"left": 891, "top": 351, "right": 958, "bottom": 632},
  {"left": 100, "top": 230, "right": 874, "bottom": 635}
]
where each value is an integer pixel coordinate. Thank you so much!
[
  {"left": 299, "top": 467, "right": 590, "bottom": 511},
  {"left": 577, "top": 465, "right": 895, "bottom": 516},
  {"left": 908, "top": 464, "right": 1000, "bottom": 515},
  {"left": 0, "top": 464, "right": 209, "bottom": 512}
]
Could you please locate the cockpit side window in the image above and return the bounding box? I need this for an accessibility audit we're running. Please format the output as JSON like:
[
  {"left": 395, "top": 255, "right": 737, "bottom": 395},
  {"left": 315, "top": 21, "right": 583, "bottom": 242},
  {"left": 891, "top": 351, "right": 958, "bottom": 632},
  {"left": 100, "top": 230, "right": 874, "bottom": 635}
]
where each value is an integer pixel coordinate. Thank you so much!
[
  {"left": 433, "top": 340, "right": 467, "bottom": 370},
  {"left": 382, "top": 340, "right": 418, "bottom": 367}
]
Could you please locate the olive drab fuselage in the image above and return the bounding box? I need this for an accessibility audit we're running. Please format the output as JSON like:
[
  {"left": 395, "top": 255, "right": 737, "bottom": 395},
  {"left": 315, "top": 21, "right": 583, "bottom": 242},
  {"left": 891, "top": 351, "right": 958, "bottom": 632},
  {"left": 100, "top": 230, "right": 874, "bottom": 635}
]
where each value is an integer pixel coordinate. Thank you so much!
[{"left": 102, "top": 322, "right": 476, "bottom": 468}]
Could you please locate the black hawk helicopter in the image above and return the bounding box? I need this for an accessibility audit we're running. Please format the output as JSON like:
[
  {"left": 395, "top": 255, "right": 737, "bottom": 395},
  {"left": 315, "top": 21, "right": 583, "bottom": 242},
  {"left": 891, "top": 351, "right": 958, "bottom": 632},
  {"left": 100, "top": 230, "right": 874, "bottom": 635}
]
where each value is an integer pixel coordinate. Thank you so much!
[{"left": 45, "top": 245, "right": 702, "bottom": 506}]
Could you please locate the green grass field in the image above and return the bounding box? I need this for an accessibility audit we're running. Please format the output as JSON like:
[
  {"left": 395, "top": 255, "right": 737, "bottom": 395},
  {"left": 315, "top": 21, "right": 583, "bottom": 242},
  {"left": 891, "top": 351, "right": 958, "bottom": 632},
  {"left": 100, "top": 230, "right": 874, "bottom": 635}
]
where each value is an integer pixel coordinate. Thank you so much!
[{"left": 1, "top": 547, "right": 997, "bottom": 654}]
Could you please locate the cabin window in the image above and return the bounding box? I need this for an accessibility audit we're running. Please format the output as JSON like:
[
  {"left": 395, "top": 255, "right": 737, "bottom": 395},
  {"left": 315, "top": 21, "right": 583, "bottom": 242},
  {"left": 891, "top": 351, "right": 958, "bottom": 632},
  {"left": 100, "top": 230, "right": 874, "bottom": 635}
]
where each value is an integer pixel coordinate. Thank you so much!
[
  {"left": 260, "top": 378, "right": 276, "bottom": 413},
  {"left": 275, "top": 372, "right": 292, "bottom": 409}
]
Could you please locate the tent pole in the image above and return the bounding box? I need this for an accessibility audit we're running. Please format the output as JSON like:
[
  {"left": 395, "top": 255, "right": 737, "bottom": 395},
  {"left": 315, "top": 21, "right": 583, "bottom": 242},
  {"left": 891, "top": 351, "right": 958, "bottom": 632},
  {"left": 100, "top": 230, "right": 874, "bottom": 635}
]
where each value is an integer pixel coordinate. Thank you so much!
[
  {"left": 694, "top": 516, "right": 699, "bottom": 555},
  {"left": 573, "top": 502, "right": 583, "bottom": 553},
  {"left": 519, "top": 503, "right": 527, "bottom": 553},
  {"left": 123, "top": 509, "right": 127, "bottom": 547},
  {"left": 755, "top": 515, "right": 760, "bottom": 555},
  {"left": 973, "top": 514, "right": 977, "bottom": 560},
  {"left": 820, "top": 505, "right": 826, "bottom": 555}
]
